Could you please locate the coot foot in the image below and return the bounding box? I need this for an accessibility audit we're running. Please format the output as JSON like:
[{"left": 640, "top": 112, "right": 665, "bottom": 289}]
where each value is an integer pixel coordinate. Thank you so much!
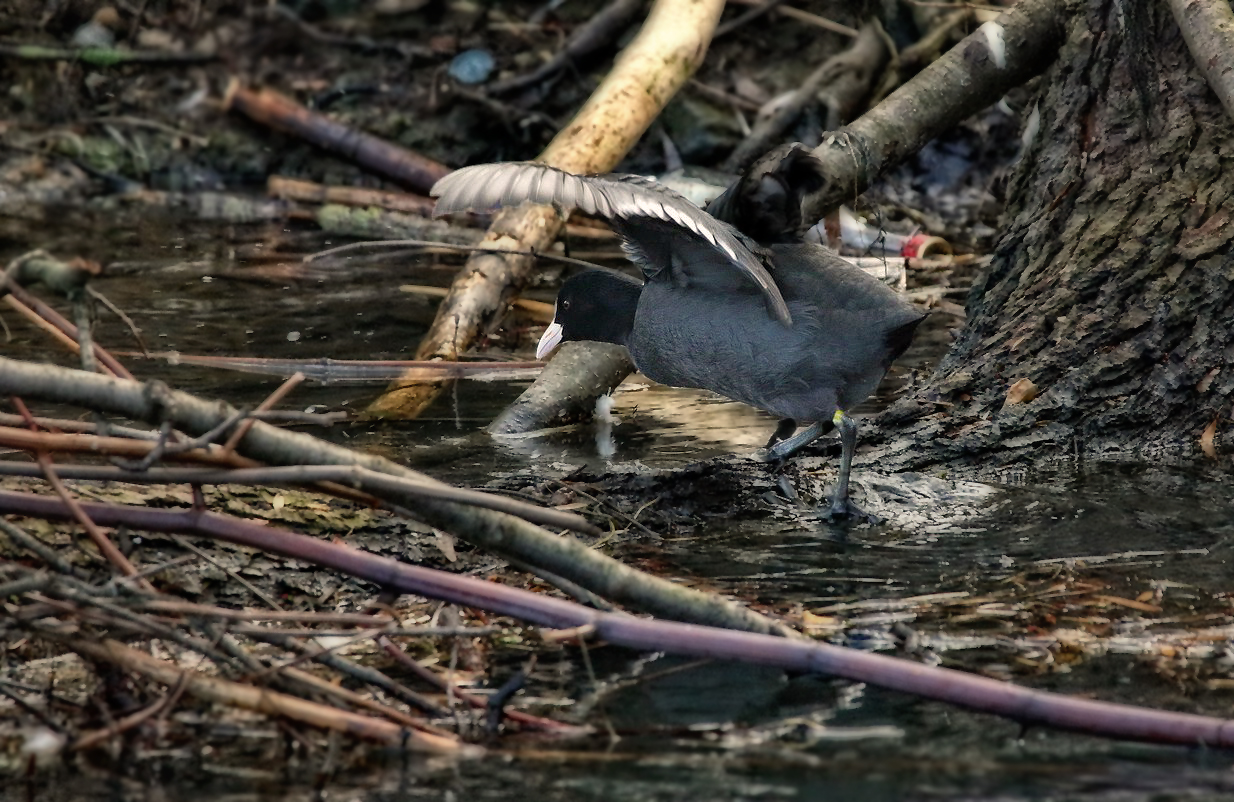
[{"left": 820, "top": 495, "right": 884, "bottom": 525}]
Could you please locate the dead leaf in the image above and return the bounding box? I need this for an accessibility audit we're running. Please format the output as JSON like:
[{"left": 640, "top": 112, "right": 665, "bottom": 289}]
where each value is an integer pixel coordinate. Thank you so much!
[
  {"left": 1003, "top": 378, "right": 1039, "bottom": 406},
  {"left": 433, "top": 530, "right": 457, "bottom": 562},
  {"left": 1201, "top": 415, "right": 1218, "bottom": 459},
  {"left": 1197, "top": 366, "right": 1221, "bottom": 393},
  {"left": 136, "top": 28, "right": 182, "bottom": 52},
  {"left": 801, "top": 611, "right": 842, "bottom": 635}
]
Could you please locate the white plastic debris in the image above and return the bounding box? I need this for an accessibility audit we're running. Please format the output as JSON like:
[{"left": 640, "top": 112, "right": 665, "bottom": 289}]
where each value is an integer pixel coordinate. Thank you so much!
[
  {"left": 20, "top": 727, "right": 66, "bottom": 767},
  {"left": 979, "top": 21, "right": 1007, "bottom": 69}
]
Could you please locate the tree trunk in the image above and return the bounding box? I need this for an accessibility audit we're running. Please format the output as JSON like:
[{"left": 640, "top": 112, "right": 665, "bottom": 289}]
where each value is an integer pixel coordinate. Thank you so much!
[{"left": 876, "top": 0, "right": 1234, "bottom": 468}]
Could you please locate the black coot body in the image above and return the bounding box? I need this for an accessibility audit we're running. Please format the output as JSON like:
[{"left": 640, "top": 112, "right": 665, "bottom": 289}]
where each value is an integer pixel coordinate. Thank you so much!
[
  {"left": 431, "top": 150, "right": 925, "bottom": 520},
  {"left": 633, "top": 243, "right": 921, "bottom": 424}
]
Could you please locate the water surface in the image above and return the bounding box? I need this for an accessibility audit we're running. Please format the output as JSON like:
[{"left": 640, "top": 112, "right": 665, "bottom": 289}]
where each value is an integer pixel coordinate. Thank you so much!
[{"left": 4, "top": 215, "right": 1232, "bottom": 801}]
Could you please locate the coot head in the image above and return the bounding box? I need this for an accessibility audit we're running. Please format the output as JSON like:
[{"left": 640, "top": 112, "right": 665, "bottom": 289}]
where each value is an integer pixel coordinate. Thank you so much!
[{"left": 536, "top": 269, "right": 642, "bottom": 360}]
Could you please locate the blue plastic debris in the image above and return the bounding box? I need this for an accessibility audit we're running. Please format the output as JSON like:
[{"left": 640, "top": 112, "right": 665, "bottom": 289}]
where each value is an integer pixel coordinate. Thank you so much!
[{"left": 449, "top": 49, "right": 495, "bottom": 85}]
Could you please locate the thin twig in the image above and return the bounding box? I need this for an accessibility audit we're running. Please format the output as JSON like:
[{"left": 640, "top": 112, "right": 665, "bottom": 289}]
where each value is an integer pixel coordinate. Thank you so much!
[
  {"left": 221, "top": 372, "right": 305, "bottom": 454},
  {"left": 172, "top": 535, "right": 283, "bottom": 610},
  {"left": 44, "top": 634, "right": 467, "bottom": 752},
  {"left": 0, "top": 459, "right": 600, "bottom": 535},
  {"left": 724, "top": 0, "right": 859, "bottom": 36},
  {"left": 246, "top": 630, "right": 450, "bottom": 718},
  {"left": 375, "top": 636, "right": 583, "bottom": 734},
  {"left": 87, "top": 286, "right": 149, "bottom": 356},
  {"left": 34, "top": 450, "right": 151, "bottom": 590},
  {"left": 71, "top": 679, "right": 188, "bottom": 751},
  {"left": 0, "top": 682, "right": 67, "bottom": 733},
  {"left": 716, "top": 0, "right": 786, "bottom": 37},
  {"left": 0, "top": 518, "right": 82, "bottom": 576}
]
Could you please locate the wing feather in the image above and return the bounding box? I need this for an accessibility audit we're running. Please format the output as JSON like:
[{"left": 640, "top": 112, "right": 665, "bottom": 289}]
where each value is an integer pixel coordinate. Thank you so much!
[{"left": 431, "top": 163, "right": 792, "bottom": 325}]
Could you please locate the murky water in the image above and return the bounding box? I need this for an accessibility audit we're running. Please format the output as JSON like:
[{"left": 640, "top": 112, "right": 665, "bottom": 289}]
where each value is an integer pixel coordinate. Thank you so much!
[{"left": 5, "top": 215, "right": 1234, "bottom": 800}]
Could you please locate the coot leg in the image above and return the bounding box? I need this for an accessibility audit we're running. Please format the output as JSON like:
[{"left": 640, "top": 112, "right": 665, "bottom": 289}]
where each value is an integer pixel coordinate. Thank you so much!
[
  {"left": 762, "top": 418, "right": 797, "bottom": 450},
  {"left": 824, "top": 412, "right": 881, "bottom": 523},
  {"left": 754, "top": 419, "right": 830, "bottom": 462}
]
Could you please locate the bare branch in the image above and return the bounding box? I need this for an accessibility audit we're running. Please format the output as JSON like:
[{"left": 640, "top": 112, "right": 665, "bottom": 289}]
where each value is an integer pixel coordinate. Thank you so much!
[{"left": 1167, "top": 0, "right": 1234, "bottom": 123}]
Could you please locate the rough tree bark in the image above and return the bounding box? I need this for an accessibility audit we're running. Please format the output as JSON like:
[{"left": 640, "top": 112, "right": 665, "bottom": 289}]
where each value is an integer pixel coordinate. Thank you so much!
[{"left": 873, "top": 0, "right": 1234, "bottom": 469}]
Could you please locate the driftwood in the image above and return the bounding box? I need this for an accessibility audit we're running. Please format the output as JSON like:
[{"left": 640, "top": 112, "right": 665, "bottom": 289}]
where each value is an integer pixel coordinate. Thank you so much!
[
  {"left": 490, "top": 342, "right": 633, "bottom": 435},
  {"left": 0, "top": 43, "right": 215, "bottom": 64},
  {"left": 223, "top": 82, "right": 450, "bottom": 194},
  {"left": 313, "top": 203, "right": 480, "bottom": 246},
  {"left": 119, "top": 190, "right": 293, "bottom": 223},
  {"left": 364, "top": 0, "right": 727, "bottom": 419},
  {"left": 268, "top": 175, "right": 436, "bottom": 216}
]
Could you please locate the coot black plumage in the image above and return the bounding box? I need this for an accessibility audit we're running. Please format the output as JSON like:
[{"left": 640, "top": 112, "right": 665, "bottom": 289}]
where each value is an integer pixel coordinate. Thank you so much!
[{"left": 431, "top": 152, "right": 925, "bottom": 519}]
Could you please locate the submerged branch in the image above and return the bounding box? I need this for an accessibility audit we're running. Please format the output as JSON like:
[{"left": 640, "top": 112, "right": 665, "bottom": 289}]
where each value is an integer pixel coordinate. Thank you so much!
[{"left": 489, "top": 343, "right": 634, "bottom": 435}]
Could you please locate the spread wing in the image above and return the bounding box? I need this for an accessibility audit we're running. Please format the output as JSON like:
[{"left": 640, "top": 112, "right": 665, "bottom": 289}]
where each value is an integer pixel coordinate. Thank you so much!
[
  {"left": 705, "top": 143, "right": 826, "bottom": 242},
  {"left": 431, "top": 162, "right": 792, "bottom": 326}
]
